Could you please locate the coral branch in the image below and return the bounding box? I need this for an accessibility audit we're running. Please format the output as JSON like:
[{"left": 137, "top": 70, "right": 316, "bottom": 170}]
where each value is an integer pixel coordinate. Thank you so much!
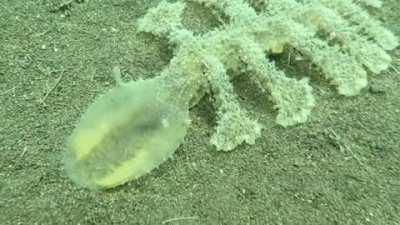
[{"left": 204, "top": 56, "right": 262, "bottom": 151}]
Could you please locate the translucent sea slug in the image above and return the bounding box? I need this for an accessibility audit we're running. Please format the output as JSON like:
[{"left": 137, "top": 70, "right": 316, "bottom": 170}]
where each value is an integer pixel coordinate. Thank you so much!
[
  {"left": 64, "top": 0, "right": 398, "bottom": 190},
  {"left": 64, "top": 76, "right": 190, "bottom": 189}
]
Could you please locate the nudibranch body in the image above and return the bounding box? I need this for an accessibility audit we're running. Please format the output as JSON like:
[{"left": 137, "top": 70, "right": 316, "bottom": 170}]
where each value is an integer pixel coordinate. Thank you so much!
[{"left": 64, "top": 78, "right": 190, "bottom": 190}]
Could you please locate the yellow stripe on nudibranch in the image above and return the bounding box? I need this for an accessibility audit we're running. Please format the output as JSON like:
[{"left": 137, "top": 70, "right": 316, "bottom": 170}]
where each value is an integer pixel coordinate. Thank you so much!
[
  {"left": 64, "top": 78, "right": 189, "bottom": 190},
  {"left": 94, "top": 149, "right": 150, "bottom": 188},
  {"left": 69, "top": 123, "right": 110, "bottom": 160}
]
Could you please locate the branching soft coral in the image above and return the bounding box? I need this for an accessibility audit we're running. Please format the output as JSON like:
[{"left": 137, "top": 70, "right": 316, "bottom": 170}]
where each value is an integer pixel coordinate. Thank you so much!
[{"left": 137, "top": 0, "right": 397, "bottom": 150}]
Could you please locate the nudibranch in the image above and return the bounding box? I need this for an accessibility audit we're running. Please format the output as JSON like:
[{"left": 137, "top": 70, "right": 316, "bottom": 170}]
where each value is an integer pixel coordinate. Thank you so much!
[{"left": 64, "top": 74, "right": 191, "bottom": 190}]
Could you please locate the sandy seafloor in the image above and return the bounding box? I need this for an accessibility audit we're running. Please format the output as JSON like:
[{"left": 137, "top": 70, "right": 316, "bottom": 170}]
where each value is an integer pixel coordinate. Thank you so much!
[{"left": 1, "top": 0, "right": 399, "bottom": 224}]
